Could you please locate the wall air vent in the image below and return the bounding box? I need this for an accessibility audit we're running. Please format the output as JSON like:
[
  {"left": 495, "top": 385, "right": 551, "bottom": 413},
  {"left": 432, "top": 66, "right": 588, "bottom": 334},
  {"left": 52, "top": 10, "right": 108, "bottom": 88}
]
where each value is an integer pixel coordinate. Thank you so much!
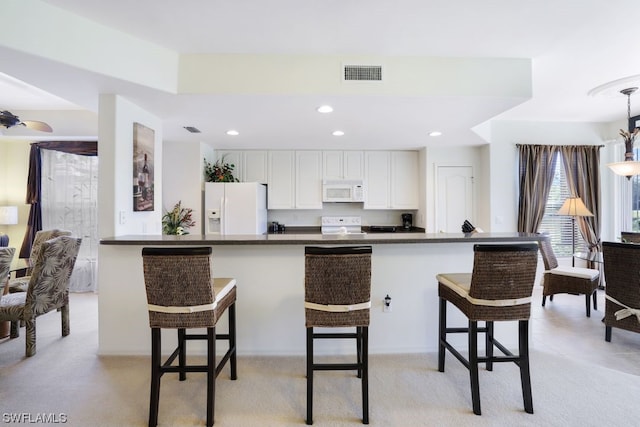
[
  {"left": 343, "top": 65, "right": 383, "bottom": 82},
  {"left": 183, "top": 126, "right": 201, "bottom": 133}
]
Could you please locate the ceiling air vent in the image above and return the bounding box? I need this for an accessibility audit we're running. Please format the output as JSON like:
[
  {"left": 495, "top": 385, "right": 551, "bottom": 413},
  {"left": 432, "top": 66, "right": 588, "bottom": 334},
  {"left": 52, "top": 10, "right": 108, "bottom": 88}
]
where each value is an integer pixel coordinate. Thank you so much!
[
  {"left": 183, "top": 126, "right": 201, "bottom": 133},
  {"left": 343, "top": 65, "right": 383, "bottom": 82}
]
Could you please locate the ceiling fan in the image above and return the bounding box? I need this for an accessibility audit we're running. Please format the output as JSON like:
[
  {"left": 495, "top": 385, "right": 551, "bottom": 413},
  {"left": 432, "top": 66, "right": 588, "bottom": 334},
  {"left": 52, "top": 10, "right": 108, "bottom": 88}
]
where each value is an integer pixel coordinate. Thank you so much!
[{"left": 0, "top": 110, "right": 52, "bottom": 132}]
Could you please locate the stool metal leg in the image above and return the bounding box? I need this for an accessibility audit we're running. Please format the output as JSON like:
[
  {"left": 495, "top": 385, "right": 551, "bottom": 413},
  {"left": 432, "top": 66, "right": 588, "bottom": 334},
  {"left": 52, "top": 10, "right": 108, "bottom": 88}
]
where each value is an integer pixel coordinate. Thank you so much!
[
  {"left": 149, "top": 328, "right": 161, "bottom": 427},
  {"left": 469, "top": 320, "right": 481, "bottom": 415},
  {"left": 362, "top": 326, "right": 369, "bottom": 425},
  {"left": 438, "top": 298, "right": 447, "bottom": 372},
  {"left": 178, "top": 328, "right": 186, "bottom": 381},
  {"left": 518, "top": 320, "right": 534, "bottom": 414},
  {"left": 229, "top": 303, "right": 238, "bottom": 380},
  {"left": 207, "top": 327, "right": 216, "bottom": 427},
  {"left": 485, "top": 321, "right": 494, "bottom": 371},
  {"left": 306, "top": 327, "right": 314, "bottom": 425},
  {"left": 356, "top": 326, "right": 363, "bottom": 379}
]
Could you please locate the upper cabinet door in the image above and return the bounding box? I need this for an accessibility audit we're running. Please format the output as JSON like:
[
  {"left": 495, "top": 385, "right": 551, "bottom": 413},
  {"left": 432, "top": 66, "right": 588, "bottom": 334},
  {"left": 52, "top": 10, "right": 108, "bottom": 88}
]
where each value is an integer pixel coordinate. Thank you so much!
[
  {"left": 343, "top": 151, "right": 364, "bottom": 180},
  {"left": 295, "top": 151, "right": 323, "bottom": 209},
  {"left": 267, "top": 151, "right": 295, "bottom": 209},
  {"left": 322, "top": 151, "right": 343, "bottom": 180},
  {"left": 243, "top": 151, "right": 268, "bottom": 183},
  {"left": 364, "top": 151, "right": 391, "bottom": 209},
  {"left": 390, "top": 151, "right": 419, "bottom": 209},
  {"left": 323, "top": 151, "right": 364, "bottom": 180}
]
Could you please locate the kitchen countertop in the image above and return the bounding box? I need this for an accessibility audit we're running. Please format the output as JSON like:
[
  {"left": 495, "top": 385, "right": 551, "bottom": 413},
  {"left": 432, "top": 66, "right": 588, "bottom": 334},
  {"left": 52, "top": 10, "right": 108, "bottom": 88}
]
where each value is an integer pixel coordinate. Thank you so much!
[{"left": 100, "top": 231, "right": 543, "bottom": 246}]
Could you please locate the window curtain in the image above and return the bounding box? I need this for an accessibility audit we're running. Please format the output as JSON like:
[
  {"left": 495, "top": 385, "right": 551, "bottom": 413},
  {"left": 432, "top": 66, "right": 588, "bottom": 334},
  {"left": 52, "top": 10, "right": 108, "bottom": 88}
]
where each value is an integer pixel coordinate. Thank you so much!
[
  {"left": 517, "top": 144, "right": 560, "bottom": 232},
  {"left": 40, "top": 149, "right": 98, "bottom": 292},
  {"left": 559, "top": 145, "right": 602, "bottom": 253},
  {"left": 19, "top": 141, "right": 97, "bottom": 259}
]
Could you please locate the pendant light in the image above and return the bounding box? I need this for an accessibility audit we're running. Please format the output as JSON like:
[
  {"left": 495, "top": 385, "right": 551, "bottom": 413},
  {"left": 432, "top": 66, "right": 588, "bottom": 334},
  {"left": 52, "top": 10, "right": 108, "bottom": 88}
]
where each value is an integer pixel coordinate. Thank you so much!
[{"left": 607, "top": 87, "right": 640, "bottom": 179}]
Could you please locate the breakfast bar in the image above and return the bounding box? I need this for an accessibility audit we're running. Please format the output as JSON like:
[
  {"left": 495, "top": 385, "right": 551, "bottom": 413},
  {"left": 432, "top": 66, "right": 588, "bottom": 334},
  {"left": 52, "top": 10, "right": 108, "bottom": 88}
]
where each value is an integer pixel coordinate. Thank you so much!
[{"left": 98, "top": 232, "right": 542, "bottom": 356}]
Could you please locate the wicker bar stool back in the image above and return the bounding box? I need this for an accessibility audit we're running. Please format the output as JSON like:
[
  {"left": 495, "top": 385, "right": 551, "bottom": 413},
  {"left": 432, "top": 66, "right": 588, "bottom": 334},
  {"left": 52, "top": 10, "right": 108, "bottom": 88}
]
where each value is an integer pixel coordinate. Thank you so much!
[
  {"left": 437, "top": 243, "right": 539, "bottom": 415},
  {"left": 141, "top": 247, "right": 237, "bottom": 427},
  {"left": 304, "top": 246, "right": 372, "bottom": 425},
  {"left": 538, "top": 235, "right": 599, "bottom": 317},
  {"left": 602, "top": 241, "right": 640, "bottom": 342},
  {"left": 621, "top": 231, "right": 640, "bottom": 243}
]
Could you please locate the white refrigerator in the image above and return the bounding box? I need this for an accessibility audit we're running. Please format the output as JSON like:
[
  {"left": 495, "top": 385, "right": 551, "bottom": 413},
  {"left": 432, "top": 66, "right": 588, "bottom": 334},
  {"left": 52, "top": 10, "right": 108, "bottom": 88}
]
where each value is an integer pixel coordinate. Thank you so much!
[{"left": 204, "top": 182, "right": 268, "bottom": 234}]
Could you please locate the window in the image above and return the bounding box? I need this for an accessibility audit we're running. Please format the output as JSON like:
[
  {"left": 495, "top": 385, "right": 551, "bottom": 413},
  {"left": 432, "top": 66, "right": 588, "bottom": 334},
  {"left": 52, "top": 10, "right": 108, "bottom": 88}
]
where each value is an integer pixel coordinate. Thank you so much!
[
  {"left": 632, "top": 146, "right": 640, "bottom": 231},
  {"left": 40, "top": 149, "right": 98, "bottom": 292},
  {"left": 538, "top": 152, "right": 587, "bottom": 256}
]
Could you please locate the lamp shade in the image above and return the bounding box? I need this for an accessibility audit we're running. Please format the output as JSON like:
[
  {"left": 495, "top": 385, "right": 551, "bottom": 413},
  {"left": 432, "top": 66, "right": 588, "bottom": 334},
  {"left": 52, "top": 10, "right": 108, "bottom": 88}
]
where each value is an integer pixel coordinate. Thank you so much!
[
  {"left": 557, "top": 197, "right": 593, "bottom": 217},
  {"left": 607, "top": 161, "right": 640, "bottom": 178},
  {"left": 0, "top": 206, "right": 18, "bottom": 225}
]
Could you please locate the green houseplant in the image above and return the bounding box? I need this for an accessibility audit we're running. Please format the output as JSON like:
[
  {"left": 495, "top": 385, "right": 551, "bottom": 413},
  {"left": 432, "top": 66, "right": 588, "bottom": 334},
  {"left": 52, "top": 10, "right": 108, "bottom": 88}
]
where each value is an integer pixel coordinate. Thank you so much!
[{"left": 204, "top": 157, "right": 239, "bottom": 182}]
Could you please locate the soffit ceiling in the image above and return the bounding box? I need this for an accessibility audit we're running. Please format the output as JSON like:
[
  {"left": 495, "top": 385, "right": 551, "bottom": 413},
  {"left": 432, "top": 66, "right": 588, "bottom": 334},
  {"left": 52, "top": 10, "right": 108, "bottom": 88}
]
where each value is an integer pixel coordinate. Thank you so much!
[{"left": 1, "top": 0, "right": 639, "bottom": 149}]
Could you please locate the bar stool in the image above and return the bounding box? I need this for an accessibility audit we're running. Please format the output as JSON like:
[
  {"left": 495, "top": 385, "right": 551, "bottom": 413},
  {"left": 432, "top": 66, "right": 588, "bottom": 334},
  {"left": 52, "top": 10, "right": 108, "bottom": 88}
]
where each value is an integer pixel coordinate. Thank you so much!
[
  {"left": 141, "top": 247, "right": 237, "bottom": 427},
  {"left": 437, "top": 243, "right": 538, "bottom": 415},
  {"left": 304, "top": 246, "right": 372, "bottom": 425}
]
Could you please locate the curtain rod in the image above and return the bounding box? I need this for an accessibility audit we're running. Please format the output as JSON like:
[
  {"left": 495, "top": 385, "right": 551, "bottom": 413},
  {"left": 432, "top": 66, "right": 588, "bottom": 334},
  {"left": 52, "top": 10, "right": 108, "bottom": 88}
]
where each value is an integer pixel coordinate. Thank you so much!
[{"left": 515, "top": 143, "right": 605, "bottom": 147}]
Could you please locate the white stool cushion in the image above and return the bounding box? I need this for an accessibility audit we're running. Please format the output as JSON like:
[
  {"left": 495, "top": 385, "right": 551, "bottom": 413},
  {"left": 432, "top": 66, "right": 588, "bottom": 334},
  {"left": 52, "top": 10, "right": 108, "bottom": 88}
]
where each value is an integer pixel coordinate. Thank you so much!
[
  {"left": 213, "top": 277, "right": 236, "bottom": 303},
  {"left": 147, "top": 278, "right": 236, "bottom": 314},
  {"left": 548, "top": 266, "right": 599, "bottom": 281},
  {"left": 437, "top": 273, "right": 532, "bottom": 307}
]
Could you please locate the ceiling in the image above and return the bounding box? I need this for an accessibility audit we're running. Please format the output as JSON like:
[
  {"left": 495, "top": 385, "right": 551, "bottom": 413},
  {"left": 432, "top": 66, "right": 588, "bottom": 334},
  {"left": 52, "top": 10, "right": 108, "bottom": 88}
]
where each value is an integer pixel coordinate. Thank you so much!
[{"left": 1, "top": 0, "right": 640, "bottom": 149}]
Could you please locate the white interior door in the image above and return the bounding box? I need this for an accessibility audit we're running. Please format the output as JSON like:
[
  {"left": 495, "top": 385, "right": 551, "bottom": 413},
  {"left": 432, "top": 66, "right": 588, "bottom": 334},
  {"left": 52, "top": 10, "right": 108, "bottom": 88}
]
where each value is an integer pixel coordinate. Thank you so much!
[{"left": 436, "top": 166, "right": 474, "bottom": 233}]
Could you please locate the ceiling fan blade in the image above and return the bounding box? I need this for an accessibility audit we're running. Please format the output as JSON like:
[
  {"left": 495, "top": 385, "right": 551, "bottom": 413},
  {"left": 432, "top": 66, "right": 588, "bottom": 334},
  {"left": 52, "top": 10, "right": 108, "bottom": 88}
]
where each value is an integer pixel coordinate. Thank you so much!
[{"left": 22, "top": 120, "right": 53, "bottom": 132}]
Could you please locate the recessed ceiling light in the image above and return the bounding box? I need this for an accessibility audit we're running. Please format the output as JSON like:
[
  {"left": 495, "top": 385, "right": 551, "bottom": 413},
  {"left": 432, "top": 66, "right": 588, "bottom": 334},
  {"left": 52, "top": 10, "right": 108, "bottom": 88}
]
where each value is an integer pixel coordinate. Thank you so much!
[
  {"left": 332, "top": 130, "right": 345, "bottom": 136},
  {"left": 429, "top": 131, "right": 442, "bottom": 137},
  {"left": 226, "top": 130, "right": 239, "bottom": 136},
  {"left": 317, "top": 105, "right": 333, "bottom": 113}
]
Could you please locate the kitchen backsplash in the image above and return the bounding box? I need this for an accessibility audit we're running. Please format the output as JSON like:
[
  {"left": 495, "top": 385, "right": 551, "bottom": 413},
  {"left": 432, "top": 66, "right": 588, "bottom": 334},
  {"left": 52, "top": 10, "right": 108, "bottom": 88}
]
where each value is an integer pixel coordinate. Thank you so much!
[{"left": 266, "top": 204, "right": 417, "bottom": 227}]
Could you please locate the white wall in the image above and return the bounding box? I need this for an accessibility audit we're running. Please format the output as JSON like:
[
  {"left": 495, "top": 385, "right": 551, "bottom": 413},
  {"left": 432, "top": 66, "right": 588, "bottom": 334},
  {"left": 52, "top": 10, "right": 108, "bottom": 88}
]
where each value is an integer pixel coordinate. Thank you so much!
[
  {"left": 97, "top": 94, "right": 163, "bottom": 238},
  {"left": 0, "top": 140, "right": 30, "bottom": 268},
  {"left": 162, "top": 140, "right": 207, "bottom": 235}
]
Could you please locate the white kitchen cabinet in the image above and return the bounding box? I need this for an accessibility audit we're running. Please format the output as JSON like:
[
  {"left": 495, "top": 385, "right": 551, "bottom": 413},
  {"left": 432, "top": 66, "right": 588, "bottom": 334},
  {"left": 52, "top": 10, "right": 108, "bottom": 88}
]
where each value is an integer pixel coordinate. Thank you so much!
[
  {"left": 390, "top": 151, "right": 419, "bottom": 209},
  {"left": 364, "top": 151, "right": 391, "bottom": 209},
  {"left": 322, "top": 151, "right": 363, "bottom": 180},
  {"left": 268, "top": 150, "right": 323, "bottom": 209},
  {"left": 364, "top": 150, "right": 418, "bottom": 209},
  {"left": 295, "top": 151, "right": 323, "bottom": 209},
  {"left": 243, "top": 151, "right": 268, "bottom": 183},
  {"left": 267, "top": 151, "right": 295, "bottom": 209}
]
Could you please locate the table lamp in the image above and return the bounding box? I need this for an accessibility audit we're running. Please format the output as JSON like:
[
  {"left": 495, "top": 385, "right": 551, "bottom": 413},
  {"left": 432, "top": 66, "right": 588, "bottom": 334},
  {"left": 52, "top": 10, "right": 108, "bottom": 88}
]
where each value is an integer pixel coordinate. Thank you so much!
[
  {"left": 557, "top": 197, "right": 593, "bottom": 266},
  {"left": 0, "top": 206, "right": 18, "bottom": 247}
]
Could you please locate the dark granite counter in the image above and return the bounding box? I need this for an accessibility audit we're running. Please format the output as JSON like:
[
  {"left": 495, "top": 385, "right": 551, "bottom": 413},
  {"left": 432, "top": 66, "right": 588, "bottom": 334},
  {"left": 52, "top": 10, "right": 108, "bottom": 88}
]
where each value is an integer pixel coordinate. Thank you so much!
[{"left": 100, "top": 231, "right": 542, "bottom": 246}]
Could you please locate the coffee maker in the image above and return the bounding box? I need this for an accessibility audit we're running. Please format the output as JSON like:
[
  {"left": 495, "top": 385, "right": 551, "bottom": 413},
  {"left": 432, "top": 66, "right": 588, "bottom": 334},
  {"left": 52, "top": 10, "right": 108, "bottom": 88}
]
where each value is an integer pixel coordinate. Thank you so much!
[{"left": 401, "top": 213, "right": 413, "bottom": 230}]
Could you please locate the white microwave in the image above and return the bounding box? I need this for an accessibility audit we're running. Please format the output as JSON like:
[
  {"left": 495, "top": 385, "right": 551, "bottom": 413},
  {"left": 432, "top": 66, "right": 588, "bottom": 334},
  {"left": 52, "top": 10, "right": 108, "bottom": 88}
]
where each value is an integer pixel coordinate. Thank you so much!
[{"left": 322, "top": 179, "right": 365, "bottom": 202}]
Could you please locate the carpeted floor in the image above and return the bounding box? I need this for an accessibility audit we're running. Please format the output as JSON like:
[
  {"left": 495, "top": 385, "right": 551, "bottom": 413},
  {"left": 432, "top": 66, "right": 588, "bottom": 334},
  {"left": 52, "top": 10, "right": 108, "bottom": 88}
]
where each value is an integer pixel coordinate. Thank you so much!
[{"left": 1, "top": 291, "right": 639, "bottom": 426}]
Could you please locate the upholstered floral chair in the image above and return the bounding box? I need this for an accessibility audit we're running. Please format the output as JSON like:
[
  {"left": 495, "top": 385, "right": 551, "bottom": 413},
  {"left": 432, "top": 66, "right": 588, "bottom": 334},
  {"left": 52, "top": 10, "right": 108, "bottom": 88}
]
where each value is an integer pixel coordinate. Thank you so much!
[
  {"left": 0, "top": 235, "right": 81, "bottom": 357},
  {"left": 0, "top": 247, "right": 16, "bottom": 337},
  {"left": 1, "top": 247, "right": 15, "bottom": 294},
  {"left": 7, "top": 229, "right": 72, "bottom": 293}
]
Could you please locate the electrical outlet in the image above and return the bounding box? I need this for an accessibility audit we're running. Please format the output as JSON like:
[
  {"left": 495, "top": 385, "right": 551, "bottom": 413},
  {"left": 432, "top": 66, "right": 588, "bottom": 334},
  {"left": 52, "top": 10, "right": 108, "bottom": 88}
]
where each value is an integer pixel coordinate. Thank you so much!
[{"left": 383, "top": 294, "right": 392, "bottom": 313}]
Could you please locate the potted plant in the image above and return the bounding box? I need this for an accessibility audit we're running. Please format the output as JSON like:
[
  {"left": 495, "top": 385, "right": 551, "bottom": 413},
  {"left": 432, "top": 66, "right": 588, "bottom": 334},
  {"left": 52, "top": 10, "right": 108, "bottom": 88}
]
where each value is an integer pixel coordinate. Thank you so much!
[
  {"left": 162, "top": 201, "right": 196, "bottom": 235},
  {"left": 204, "top": 157, "right": 239, "bottom": 182}
]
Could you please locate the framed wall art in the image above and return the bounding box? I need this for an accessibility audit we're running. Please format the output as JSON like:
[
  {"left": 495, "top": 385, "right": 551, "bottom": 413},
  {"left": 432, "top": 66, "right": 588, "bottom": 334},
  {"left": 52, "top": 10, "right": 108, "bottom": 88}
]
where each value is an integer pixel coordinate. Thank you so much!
[{"left": 133, "top": 122, "right": 155, "bottom": 212}]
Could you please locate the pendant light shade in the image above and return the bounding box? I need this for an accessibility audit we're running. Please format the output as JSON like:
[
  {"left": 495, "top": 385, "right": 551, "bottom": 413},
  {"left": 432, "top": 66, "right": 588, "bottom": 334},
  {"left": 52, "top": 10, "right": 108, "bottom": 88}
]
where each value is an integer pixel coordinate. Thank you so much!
[{"left": 607, "top": 87, "right": 640, "bottom": 179}]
